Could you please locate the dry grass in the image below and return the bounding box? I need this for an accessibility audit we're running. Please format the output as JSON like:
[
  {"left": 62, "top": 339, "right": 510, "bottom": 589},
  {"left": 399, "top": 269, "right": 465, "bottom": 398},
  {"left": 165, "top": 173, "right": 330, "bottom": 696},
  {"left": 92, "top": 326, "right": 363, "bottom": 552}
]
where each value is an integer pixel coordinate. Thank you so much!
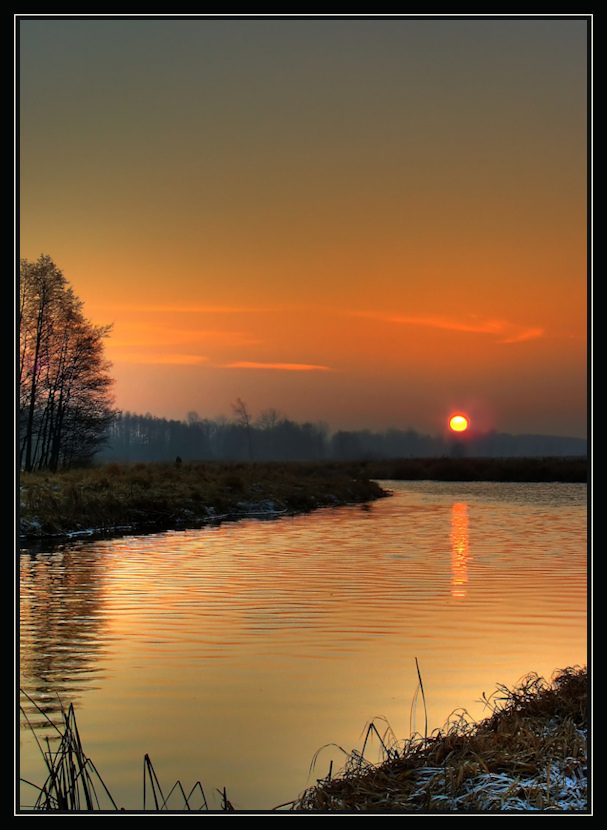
[
  {"left": 19, "top": 667, "right": 588, "bottom": 813},
  {"left": 285, "top": 666, "right": 588, "bottom": 813},
  {"left": 19, "top": 456, "right": 585, "bottom": 540},
  {"left": 19, "top": 460, "right": 388, "bottom": 539}
]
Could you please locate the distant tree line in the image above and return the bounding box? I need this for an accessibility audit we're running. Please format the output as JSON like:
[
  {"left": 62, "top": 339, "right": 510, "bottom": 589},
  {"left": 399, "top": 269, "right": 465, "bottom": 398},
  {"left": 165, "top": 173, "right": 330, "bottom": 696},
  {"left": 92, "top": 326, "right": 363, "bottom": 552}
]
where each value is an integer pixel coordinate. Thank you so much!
[
  {"left": 18, "top": 256, "right": 587, "bottom": 472},
  {"left": 98, "top": 406, "right": 587, "bottom": 464},
  {"left": 99, "top": 407, "right": 331, "bottom": 463},
  {"left": 19, "top": 255, "right": 116, "bottom": 472}
]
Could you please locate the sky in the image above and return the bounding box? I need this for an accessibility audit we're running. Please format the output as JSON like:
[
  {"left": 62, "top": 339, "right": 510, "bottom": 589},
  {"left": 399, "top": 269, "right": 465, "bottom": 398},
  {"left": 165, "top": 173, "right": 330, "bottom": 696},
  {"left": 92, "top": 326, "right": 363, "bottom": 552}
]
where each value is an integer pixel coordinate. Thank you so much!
[{"left": 17, "top": 15, "right": 590, "bottom": 439}]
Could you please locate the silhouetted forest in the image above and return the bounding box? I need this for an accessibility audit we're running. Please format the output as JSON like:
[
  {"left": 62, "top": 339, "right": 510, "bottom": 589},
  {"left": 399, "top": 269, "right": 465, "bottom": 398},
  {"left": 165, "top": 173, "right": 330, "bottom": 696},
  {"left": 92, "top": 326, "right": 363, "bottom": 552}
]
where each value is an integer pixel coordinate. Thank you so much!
[{"left": 97, "top": 409, "right": 587, "bottom": 464}]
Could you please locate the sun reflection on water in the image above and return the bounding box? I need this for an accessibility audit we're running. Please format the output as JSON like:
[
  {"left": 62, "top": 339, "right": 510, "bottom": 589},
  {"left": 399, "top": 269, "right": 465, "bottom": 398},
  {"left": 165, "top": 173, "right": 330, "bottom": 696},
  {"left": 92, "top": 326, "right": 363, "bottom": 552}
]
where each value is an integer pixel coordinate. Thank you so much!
[{"left": 450, "top": 502, "right": 471, "bottom": 597}]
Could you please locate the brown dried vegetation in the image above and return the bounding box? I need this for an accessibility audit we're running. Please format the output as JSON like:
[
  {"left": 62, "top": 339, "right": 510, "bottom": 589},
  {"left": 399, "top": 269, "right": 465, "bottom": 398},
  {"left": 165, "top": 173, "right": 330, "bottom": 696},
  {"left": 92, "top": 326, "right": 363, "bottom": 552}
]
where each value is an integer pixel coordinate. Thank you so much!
[
  {"left": 287, "top": 666, "right": 588, "bottom": 813},
  {"left": 19, "top": 460, "right": 388, "bottom": 539}
]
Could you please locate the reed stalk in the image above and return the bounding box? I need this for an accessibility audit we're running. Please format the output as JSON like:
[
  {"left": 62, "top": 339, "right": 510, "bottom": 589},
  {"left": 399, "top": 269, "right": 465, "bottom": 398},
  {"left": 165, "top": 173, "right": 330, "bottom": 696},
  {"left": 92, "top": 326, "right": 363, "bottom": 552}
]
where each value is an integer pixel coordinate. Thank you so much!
[
  {"left": 19, "top": 664, "right": 588, "bottom": 813},
  {"left": 288, "top": 665, "right": 588, "bottom": 812}
]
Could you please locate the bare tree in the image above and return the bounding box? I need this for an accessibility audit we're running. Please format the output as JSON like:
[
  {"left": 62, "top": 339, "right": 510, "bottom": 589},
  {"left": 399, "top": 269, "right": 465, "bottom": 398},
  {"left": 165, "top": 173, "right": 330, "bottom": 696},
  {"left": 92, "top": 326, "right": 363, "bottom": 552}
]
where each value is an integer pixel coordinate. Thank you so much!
[
  {"left": 257, "top": 408, "right": 281, "bottom": 430},
  {"left": 19, "top": 255, "right": 116, "bottom": 471},
  {"left": 231, "top": 398, "right": 254, "bottom": 461}
]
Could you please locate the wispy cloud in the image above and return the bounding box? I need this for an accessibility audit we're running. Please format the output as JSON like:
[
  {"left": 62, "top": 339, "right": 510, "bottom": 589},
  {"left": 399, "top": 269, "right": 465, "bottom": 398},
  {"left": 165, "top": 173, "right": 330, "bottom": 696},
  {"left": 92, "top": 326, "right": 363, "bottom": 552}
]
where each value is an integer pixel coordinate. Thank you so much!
[
  {"left": 112, "top": 353, "right": 209, "bottom": 365},
  {"left": 224, "top": 362, "right": 333, "bottom": 371},
  {"left": 110, "top": 322, "right": 260, "bottom": 348},
  {"left": 147, "top": 305, "right": 280, "bottom": 314},
  {"left": 350, "top": 311, "right": 544, "bottom": 344},
  {"left": 95, "top": 303, "right": 278, "bottom": 315},
  {"left": 496, "top": 326, "right": 545, "bottom": 344}
]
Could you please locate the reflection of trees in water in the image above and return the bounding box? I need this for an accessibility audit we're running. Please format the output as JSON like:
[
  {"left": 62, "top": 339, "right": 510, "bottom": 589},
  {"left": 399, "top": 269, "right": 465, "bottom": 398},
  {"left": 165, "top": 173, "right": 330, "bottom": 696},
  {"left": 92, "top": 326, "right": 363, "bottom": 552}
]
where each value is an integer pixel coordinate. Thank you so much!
[
  {"left": 19, "top": 543, "right": 109, "bottom": 727},
  {"left": 450, "top": 502, "right": 470, "bottom": 598}
]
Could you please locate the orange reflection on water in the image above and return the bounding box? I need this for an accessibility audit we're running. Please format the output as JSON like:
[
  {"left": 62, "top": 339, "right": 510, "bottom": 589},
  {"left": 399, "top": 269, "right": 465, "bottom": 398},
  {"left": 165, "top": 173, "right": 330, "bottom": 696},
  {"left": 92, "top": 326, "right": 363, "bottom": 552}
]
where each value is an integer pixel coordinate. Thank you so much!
[{"left": 450, "top": 502, "right": 471, "bottom": 597}]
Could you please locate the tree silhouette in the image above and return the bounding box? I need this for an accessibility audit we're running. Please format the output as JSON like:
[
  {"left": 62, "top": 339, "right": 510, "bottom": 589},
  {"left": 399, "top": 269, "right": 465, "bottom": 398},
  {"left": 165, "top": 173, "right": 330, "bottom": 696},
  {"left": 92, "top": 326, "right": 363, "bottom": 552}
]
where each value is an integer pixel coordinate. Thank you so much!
[
  {"left": 19, "top": 255, "right": 116, "bottom": 471},
  {"left": 231, "top": 398, "right": 254, "bottom": 461}
]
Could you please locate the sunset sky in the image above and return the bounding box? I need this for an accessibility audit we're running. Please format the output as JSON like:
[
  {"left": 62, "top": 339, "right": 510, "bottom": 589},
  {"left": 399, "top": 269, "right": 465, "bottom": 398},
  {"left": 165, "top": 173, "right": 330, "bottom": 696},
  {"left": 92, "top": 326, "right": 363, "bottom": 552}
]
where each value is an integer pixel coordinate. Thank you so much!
[{"left": 18, "top": 15, "right": 589, "bottom": 438}]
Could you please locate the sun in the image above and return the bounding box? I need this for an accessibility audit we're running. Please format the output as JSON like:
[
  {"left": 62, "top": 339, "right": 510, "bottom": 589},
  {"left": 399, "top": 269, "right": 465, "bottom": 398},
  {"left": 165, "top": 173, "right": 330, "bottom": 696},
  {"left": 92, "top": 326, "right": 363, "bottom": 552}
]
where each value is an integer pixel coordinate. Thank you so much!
[{"left": 449, "top": 414, "right": 469, "bottom": 433}]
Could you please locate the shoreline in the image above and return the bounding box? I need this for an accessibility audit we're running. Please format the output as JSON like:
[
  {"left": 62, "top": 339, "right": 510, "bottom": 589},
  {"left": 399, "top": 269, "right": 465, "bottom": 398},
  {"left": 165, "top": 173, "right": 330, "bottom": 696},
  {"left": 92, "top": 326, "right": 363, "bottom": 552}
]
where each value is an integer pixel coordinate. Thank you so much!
[
  {"left": 284, "top": 666, "right": 588, "bottom": 813},
  {"left": 20, "top": 665, "right": 588, "bottom": 813},
  {"left": 18, "top": 459, "right": 390, "bottom": 543},
  {"left": 18, "top": 456, "right": 586, "bottom": 543}
]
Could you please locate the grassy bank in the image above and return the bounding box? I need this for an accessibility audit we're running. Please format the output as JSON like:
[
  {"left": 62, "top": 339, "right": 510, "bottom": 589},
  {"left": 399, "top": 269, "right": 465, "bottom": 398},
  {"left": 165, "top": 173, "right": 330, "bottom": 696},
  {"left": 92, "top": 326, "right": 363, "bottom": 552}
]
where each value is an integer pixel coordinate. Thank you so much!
[
  {"left": 18, "top": 460, "right": 388, "bottom": 540},
  {"left": 18, "top": 456, "right": 586, "bottom": 540},
  {"left": 286, "top": 665, "right": 588, "bottom": 813},
  {"left": 20, "top": 665, "right": 588, "bottom": 812}
]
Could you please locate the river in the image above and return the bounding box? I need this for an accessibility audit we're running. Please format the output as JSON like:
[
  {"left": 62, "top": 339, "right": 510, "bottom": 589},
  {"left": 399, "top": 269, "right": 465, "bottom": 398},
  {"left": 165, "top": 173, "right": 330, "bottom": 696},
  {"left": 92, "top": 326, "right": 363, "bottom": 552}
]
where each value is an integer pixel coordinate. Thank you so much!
[{"left": 19, "top": 480, "right": 588, "bottom": 812}]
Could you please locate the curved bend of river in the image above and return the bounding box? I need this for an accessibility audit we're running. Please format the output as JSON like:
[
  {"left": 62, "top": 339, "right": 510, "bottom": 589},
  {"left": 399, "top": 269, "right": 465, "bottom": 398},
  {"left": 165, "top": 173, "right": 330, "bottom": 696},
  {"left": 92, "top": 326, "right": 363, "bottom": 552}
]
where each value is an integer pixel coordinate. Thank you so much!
[{"left": 19, "top": 480, "right": 588, "bottom": 812}]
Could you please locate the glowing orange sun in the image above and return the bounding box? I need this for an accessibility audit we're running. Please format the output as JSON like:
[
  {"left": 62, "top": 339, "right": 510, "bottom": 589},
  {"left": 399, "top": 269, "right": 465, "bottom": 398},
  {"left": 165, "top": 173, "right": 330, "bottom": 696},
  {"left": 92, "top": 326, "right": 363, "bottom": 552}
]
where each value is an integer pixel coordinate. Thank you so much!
[{"left": 449, "top": 414, "right": 469, "bottom": 433}]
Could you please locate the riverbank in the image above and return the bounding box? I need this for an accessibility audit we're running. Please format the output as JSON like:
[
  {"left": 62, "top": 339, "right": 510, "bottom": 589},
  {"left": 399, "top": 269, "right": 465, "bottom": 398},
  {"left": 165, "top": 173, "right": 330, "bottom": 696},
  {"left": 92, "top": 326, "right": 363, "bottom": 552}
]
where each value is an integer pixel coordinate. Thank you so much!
[
  {"left": 18, "top": 460, "right": 389, "bottom": 540},
  {"left": 361, "top": 455, "right": 587, "bottom": 483},
  {"left": 20, "top": 665, "right": 588, "bottom": 813},
  {"left": 18, "top": 456, "right": 586, "bottom": 541},
  {"left": 285, "top": 665, "right": 588, "bottom": 813}
]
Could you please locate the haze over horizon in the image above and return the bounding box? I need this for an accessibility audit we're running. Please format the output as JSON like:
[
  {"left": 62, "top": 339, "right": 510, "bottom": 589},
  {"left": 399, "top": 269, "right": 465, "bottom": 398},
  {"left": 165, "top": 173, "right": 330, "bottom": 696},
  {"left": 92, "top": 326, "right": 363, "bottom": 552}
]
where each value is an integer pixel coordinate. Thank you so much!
[{"left": 18, "top": 15, "right": 589, "bottom": 440}]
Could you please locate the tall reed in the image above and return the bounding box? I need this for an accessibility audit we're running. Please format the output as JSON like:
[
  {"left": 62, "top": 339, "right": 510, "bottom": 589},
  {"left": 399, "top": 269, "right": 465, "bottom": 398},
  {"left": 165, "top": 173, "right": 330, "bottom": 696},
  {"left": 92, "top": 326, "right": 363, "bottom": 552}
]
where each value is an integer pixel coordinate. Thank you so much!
[
  {"left": 20, "top": 690, "right": 118, "bottom": 811},
  {"left": 19, "top": 690, "right": 228, "bottom": 812}
]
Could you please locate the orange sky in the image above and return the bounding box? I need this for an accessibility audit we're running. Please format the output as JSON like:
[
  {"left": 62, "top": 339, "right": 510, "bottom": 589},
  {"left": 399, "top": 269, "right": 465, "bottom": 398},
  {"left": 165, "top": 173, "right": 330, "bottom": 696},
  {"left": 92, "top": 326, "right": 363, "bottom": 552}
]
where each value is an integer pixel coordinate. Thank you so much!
[{"left": 18, "top": 15, "right": 589, "bottom": 437}]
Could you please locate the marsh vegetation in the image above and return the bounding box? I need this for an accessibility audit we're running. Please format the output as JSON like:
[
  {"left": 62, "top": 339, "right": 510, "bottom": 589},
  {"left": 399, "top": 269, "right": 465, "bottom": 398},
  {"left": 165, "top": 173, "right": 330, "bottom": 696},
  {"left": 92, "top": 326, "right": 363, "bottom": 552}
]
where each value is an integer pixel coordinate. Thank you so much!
[
  {"left": 19, "top": 666, "right": 588, "bottom": 812},
  {"left": 18, "top": 460, "right": 388, "bottom": 539},
  {"left": 287, "top": 666, "right": 588, "bottom": 813},
  {"left": 19, "top": 456, "right": 585, "bottom": 540}
]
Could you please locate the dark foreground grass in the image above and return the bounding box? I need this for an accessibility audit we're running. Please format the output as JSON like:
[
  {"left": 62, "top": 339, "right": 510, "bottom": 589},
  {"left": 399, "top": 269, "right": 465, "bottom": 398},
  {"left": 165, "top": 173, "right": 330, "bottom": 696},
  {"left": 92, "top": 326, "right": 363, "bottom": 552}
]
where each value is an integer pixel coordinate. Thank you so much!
[
  {"left": 19, "top": 690, "right": 219, "bottom": 811},
  {"left": 19, "top": 666, "right": 588, "bottom": 813}
]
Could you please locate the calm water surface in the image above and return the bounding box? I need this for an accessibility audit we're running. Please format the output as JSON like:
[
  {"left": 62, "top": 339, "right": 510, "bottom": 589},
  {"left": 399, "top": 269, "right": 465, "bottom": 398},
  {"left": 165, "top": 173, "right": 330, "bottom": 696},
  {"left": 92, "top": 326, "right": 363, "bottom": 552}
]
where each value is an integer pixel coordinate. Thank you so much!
[{"left": 19, "top": 481, "right": 587, "bottom": 811}]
